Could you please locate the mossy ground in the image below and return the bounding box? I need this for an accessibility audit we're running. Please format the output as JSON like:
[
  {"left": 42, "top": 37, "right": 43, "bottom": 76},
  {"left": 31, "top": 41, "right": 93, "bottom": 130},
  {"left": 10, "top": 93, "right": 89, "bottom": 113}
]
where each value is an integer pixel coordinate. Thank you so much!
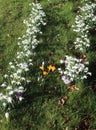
[{"left": 0, "top": 0, "right": 96, "bottom": 130}]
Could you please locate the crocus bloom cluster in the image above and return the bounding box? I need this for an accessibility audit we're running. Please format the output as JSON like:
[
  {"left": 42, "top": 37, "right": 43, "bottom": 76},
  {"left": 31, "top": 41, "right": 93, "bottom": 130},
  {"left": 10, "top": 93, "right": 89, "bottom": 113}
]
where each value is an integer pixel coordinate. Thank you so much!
[
  {"left": 72, "top": 2, "right": 96, "bottom": 53},
  {"left": 0, "top": 3, "right": 46, "bottom": 109},
  {"left": 40, "top": 63, "right": 56, "bottom": 76}
]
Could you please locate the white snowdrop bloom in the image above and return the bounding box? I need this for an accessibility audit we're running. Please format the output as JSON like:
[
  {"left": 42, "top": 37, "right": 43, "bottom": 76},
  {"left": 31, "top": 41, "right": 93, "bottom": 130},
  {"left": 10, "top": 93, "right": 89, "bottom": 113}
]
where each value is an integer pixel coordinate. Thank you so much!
[
  {"left": 21, "top": 77, "right": 26, "bottom": 81},
  {"left": 5, "top": 112, "right": 9, "bottom": 121},
  {"left": 29, "top": 59, "right": 32, "bottom": 62},
  {"left": 29, "top": 62, "right": 33, "bottom": 65},
  {"left": 9, "top": 62, "right": 13, "bottom": 65},
  {"left": 86, "top": 44, "right": 90, "bottom": 47},
  {"left": 26, "top": 80, "right": 31, "bottom": 83},
  {"left": 24, "top": 46, "right": 29, "bottom": 51},
  {"left": 83, "top": 75, "right": 87, "bottom": 79},
  {"left": 10, "top": 65, "right": 15, "bottom": 69},
  {"left": 17, "top": 42, "right": 21, "bottom": 45},
  {"left": 17, "top": 69, "right": 22, "bottom": 74},
  {"left": 13, "top": 73, "right": 18, "bottom": 78},
  {"left": 16, "top": 82, "right": 21, "bottom": 85},
  {"left": 78, "top": 67, "right": 83, "bottom": 72},
  {"left": 9, "top": 91, "right": 14, "bottom": 95},
  {"left": 3, "top": 102, "right": 6, "bottom": 107},
  {"left": 6, "top": 86, "right": 12, "bottom": 90},
  {"left": 60, "top": 71, "right": 63, "bottom": 75},
  {"left": 84, "top": 67, "right": 88, "bottom": 72},
  {"left": 1, "top": 83, "right": 6, "bottom": 87},
  {"left": 60, "top": 59, "right": 64, "bottom": 64},
  {"left": 10, "top": 74, "right": 13, "bottom": 78},
  {"left": 87, "top": 72, "right": 92, "bottom": 76},
  {"left": 4, "top": 74, "right": 8, "bottom": 78},
  {"left": 32, "top": 45, "right": 35, "bottom": 49},
  {"left": 17, "top": 55, "right": 22, "bottom": 59},
  {"left": 63, "top": 71, "right": 67, "bottom": 75},
  {"left": 25, "top": 68, "right": 29, "bottom": 72},
  {"left": 85, "top": 61, "right": 89, "bottom": 65},
  {"left": 58, "top": 68, "right": 62, "bottom": 71},
  {"left": 2, "top": 95, "right": 7, "bottom": 100},
  {"left": 18, "top": 86, "right": 24, "bottom": 90},
  {"left": 19, "top": 97, "right": 23, "bottom": 101},
  {"left": 26, "top": 50, "right": 32, "bottom": 55},
  {"left": 7, "top": 97, "right": 12, "bottom": 103},
  {"left": 70, "top": 77, "right": 74, "bottom": 81},
  {"left": 11, "top": 80, "right": 16, "bottom": 84}
]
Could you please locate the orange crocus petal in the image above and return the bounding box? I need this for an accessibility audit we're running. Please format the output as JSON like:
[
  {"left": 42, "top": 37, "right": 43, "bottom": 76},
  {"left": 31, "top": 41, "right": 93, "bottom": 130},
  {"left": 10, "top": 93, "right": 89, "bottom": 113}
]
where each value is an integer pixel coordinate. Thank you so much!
[
  {"left": 43, "top": 71, "right": 48, "bottom": 76},
  {"left": 48, "top": 65, "right": 56, "bottom": 72},
  {"left": 39, "top": 66, "right": 44, "bottom": 71},
  {"left": 51, "top": 66, "right": 56, "bottom": 71},
  {"left": 47, "top": 65, "right": 52, "bottom": 71}
]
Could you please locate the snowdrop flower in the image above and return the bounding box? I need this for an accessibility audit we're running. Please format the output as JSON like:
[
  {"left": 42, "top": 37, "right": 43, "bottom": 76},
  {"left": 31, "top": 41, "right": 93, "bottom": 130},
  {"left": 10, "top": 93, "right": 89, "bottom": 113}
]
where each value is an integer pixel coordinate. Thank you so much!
[
  {"left": 11, "top": 80, "right": 16, "bottom": 84},
  {"left": 9, "top": 62, "right": 13, "bottom": 65},
  {"left": 3, "top": 102, "right": 6, "bottom": 107},
  {"left": 60, "top": 59, "right": 64, "bottom": 64},
  {"left": 5, "top": 112, "right": 9, "bottom": 121},
  {"left": 26, "top": 80, "right": 31, "bottom": 83},
  {"left": 6, "top": 86, "right": 12, "bottom": 90},
  {"left": 16, "top": 82, "right": 21, "bottom": 85},
  {"left": 1, "top": 83, "right": 6, "bottom": 87},
  {"left": 4, "top": 74, "right": 8, "bottom": 78},
  {"left": 21, "top": 77, "right": 26, "bottom": 81},
  {"left": 17, "top": 69, "right": 22, "bottom": 74},
  {"left": 18, "top": 97, "right": 23, "bottom": 101},
  {"left": 7, "top": 97, "right": 12, "bottom": 103},
  {"left": 9, "top": 91, "right": 14, "bottom": 95}
]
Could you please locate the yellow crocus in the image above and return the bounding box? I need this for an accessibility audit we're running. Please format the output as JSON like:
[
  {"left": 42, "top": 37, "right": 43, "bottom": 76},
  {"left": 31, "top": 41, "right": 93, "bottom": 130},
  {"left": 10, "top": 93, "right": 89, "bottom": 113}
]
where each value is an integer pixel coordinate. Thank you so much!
[
  {"left": 39, "top": 66, "right": 44, "bottom": 71},
  {"left": 48, "top": 65, "right": 56, "bottom": 72},
  {"left": 43, "top": 71, "right": 49, "bottom": 76}
]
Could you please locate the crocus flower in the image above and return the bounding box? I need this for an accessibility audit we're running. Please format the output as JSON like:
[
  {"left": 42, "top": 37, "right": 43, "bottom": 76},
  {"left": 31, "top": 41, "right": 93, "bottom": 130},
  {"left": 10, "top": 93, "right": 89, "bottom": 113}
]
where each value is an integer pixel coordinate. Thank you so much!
[
  {"left": 43, "top": 71, "right": 49, "bottom": 76},
  {"left": 16, "top": 92, "right": 22, "bottom": 99},
  {"left": 39, "top": 66, "right": 44, "bottom": 71},
  {"left": 61, "top": 75, "right": 71, "bottom": 84},
  {"left": 47, "top": 65, "right": 56, "bottom": 72}
]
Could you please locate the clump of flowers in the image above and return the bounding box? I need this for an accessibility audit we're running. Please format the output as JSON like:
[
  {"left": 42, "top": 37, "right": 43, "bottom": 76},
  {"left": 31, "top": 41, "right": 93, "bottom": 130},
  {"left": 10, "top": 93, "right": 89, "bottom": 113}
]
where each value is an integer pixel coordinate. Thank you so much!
[
  {"left": 40, "top": 63, "right": 56, "bottom": 76},
  {"left": 0, "top": 3, "right": 46, "bottom": 113},
  {"left": 58, "top": 1, "right": 96, "bottom": 84},
  {"left": 58, "top": 55, "right": 91, "bottom": 83},
  {"left": 72, "top": 2, "right": 96, "bottom": 53}
]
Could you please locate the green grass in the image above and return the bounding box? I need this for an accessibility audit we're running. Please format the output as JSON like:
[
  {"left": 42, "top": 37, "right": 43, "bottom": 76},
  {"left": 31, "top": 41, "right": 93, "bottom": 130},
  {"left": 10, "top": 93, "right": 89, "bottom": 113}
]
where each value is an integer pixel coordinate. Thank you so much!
[
  {"left": 0, "top": 0, "right": 33, "bottom": 81},
  {"left": 0, "top": 0, "right": 96, "bottom": 130}
]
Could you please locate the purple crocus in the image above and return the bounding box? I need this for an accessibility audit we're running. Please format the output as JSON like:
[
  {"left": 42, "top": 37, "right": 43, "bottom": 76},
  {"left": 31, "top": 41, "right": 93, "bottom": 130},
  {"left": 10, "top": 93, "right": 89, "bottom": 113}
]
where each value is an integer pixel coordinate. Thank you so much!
[
  {"left": 61, "top": 75, "right": 71, "bottom": 84},
  {"left": 16, "top": 92, "right": 22, "bottom": 99}
]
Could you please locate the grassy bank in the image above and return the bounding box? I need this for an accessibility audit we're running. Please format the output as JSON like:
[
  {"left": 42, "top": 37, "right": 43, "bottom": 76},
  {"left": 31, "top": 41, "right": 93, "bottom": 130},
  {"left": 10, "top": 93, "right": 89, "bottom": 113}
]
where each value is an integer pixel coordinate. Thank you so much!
[{"left": 0, "top": 0, "right": 96, "bottom": 130}]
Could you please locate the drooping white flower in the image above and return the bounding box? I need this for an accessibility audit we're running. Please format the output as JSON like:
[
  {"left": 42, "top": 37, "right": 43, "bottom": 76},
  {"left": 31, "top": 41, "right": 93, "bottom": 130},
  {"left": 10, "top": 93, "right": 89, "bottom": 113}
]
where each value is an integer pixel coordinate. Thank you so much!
[{"left": 5, "top": 112, "right": 9, "bottom": 121}]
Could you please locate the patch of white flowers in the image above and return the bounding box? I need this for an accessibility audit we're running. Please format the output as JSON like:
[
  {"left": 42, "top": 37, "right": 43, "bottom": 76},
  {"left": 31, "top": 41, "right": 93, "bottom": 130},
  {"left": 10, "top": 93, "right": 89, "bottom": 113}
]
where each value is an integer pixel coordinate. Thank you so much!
[
  {"left": 59, "top": 56, "right": 91, "bottom": 82},
  {"left": 0, "top": 3, "right": 46, "bottom": 109},
  {"left": 59, "top": 1, "right": 96, "bottom": 83},
  {"left": 72, "top": 2, "right": 96, "bottom": 52}
]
